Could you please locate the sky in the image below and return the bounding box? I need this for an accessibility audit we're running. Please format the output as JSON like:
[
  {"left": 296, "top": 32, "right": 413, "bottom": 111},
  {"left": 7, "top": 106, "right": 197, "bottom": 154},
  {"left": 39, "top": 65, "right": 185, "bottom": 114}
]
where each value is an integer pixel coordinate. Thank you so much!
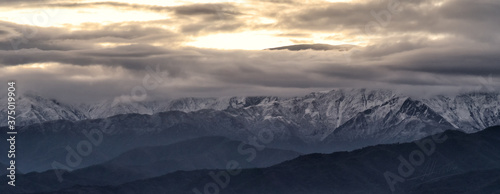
[{"left": 0, "top": 0, "right": 499, "bottom": 102}]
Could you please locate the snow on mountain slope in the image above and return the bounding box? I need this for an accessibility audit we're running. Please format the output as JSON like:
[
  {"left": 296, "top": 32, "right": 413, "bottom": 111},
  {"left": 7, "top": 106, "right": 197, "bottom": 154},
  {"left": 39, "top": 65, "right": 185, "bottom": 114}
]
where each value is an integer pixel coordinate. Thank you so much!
[
  {"left": 0, "top": 94, "right": 86, "bottom": 127},
  {"left": 245, "top": 88, "right": 400, "bottom": 142},
  {"left": 1, "top": 89, "right": 499, "bottom": 142},
  {"left": 323, "top": 97, "right": 456, "bottom": 149},
  {"left": 86, "top": 97, "right": 236, "bottom": 119},
  {"left": 422, "top": 92, "right": 500, "bottom": 132},
  {"left": 0, "top": 95, "right": 235, "bottom": 126}
]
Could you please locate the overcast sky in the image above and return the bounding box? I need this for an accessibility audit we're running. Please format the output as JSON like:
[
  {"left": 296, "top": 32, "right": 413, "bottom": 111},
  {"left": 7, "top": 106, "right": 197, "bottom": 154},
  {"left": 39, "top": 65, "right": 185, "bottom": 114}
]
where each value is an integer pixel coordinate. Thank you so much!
[{"left": 0, "top": 0, "right": 499, "bottom": 102}]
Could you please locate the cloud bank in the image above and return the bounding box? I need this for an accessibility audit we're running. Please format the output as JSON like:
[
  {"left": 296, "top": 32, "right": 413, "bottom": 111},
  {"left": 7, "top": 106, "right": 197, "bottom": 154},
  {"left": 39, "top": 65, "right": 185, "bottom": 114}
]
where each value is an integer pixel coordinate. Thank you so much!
[{"left": 0, "top": 0, "right": 498, "bottom": 102}]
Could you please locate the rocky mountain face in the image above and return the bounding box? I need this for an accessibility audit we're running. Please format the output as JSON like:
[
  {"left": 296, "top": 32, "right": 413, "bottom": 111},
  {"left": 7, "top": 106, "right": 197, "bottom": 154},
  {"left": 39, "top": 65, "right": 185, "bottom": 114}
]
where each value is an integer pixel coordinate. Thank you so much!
[
  {"left": 2, "top": 89, "right": 498, "bottom": 136},
  {"left": 0, "top": 94, "right": 233, "bottom": 127},
  {"left": 1, "top": 89, "right": 498, "bottom": 172},
  {"left": 0, "top": 94, "right": 87, "bottom": 127},
  {"left": 422, "top": 92, "right": 500, "bottom": 132}
]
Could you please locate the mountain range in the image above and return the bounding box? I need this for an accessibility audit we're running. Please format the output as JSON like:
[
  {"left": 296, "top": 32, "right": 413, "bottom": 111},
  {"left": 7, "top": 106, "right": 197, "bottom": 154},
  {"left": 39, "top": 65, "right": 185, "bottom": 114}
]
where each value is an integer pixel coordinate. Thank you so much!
[
  {"left": 77, "top": 126, "right": 497, "bottom": 194},
  {"left": 2, "top": 89, "right": 498, "bottom": 134},
  {"left": 0, "top": 136, "right": 300, "bottom": 193},
  {"left": 1, "top": 89, "right": 499, "bottom": 173},
  {"left": 4, "top": 126, "right": 499, "bottom": 194}
]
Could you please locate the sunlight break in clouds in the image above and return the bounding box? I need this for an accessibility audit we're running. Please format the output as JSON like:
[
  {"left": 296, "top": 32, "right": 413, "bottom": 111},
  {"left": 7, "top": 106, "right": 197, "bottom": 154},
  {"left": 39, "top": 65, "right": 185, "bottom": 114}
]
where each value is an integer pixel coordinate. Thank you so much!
[{"left": 0, "top": 0, "right": 499, "bottom": 102}]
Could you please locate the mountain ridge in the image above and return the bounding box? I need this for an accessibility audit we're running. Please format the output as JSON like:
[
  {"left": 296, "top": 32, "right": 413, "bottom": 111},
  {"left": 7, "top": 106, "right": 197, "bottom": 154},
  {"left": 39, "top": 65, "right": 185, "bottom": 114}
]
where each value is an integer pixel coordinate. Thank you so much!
[
  {"left": 35, "top": 126, "right": 500, "bottom": 194},
  {"left": 2, "top": 89, "right": 498, "bottom": 134},
  {"left": 0, "top": 136, "right": 300, "bottom": 193},
  {"left": 1, "top": 89, "right": 498, "bottom": 172}
]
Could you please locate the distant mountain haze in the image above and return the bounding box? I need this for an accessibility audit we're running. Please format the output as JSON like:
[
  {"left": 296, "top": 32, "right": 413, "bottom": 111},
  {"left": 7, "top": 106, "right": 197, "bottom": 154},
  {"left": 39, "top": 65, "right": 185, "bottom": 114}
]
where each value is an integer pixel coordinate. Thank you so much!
[
  {"left": 34, "top": 126, "right": 500, "bottom": 194},
  {"left": 0, "top": 136, "right": 300, "bottom": 193}
]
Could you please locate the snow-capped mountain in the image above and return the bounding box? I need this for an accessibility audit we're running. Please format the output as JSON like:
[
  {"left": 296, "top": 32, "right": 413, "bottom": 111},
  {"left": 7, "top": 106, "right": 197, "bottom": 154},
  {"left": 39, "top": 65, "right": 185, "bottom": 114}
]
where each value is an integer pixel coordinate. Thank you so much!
[
  {"left": 2, "top": 88, "right": 499, "bottom": 173},
  {"left": 1, "top": 89, "right": 499, "bottom": 143},
  {"left": 0, "top": 94, "right": 86, "bottom": 127},
  {"left": 0, "top": 95, "right": 234, "bottom": 126},
  {"left": 83, "top": 97, "right": 236, "bottom": 119},
  {"left": 322, "top": 97, "right": 456, "bottom": 150},
  {"left": 423, "top": 92, "right": 500, "bottom": 132}
]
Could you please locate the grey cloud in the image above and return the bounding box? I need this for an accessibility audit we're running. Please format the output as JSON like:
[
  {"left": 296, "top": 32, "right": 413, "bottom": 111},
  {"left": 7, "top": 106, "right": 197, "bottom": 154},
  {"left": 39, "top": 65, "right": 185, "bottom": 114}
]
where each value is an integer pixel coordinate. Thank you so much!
[
  {"left": 16, "top": 2, "right": 246, "bottom": 36},
  {"left": 18, "top": 2, "right": 242, "bottom": 19},
  {"left": 7, "top": 1, "right": 170, "bottom": 12},
  {"left": 5, "top": 0, "right": 500, "bottom": 42},
  {"left": 180, "top": 22, "right": 244, "bottom": 34},
  {"left": 1, "top": 0, "right": 499, "bottom": 102},
  {"left": 0, "top": 0, "right": 64, "bottom": 6},
  {"left": 174, "top": 3, "right": 241, "bottom": 17},
  {"left": 271, "top": 0, "right": 500, "bottom": 44},
  {"left": 0, "top": 21, "right": 183, "bottom": 51},
  {"left": 384, "top": 49, "right": 500, "bottom": 76},
  {"left": 2, "top": 45, "right": 499, "bottom": 102},
  {"left": 249, "top": 0, "right": 300, "bottom": 4}
]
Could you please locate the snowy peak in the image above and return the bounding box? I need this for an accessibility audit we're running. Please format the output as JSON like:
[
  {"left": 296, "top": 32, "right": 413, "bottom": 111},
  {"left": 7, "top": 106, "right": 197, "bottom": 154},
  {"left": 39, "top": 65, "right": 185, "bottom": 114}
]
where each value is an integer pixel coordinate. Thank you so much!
[
  {"left": 423, "top": 92, "right": 500, "bottom": 132},
  {"left": 0, "top": 94, "right": 86, "bottom": 127},
  {"left": 323, "top": 97, "right": 455, "bottom": 150}
]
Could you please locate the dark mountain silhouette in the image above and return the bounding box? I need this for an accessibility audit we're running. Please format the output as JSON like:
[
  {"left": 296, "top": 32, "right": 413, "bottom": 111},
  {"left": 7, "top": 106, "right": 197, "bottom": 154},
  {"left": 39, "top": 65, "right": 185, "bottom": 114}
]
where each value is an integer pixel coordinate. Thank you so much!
[
  {"left": 0, "top": 136, "right": 300, "bottom": 193},
  {"left": 41, "top": 126, "right": 500, "bottom": 194},
  {"left": 409, "top": 168, "right": 500, "bottom": 193}
]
